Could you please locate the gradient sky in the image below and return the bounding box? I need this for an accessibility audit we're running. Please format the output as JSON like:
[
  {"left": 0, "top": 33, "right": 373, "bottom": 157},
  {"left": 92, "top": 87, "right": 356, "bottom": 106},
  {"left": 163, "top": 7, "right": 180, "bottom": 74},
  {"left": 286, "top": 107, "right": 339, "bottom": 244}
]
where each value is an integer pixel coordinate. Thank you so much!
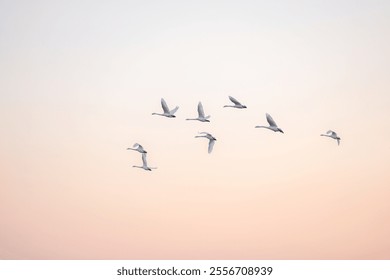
[{"left": 1, "top": 0, "right": 390, "bottom": 259}]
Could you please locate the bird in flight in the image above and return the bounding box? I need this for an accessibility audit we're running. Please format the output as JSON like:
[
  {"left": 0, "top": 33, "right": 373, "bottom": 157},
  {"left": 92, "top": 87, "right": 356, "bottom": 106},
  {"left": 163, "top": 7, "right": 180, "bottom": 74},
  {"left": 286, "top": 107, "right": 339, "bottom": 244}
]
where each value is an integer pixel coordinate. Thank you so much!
[
  {"left": 152, "top": 98, "right": 179, "bottom": 118},
  {"left": 223, "top": 96, "right": 247, "bottom": 109},
  {"left": 255, "top": 113, "right": 284, "bottom": 133},
  {"left": 186, "top": 102, "right": 210, "bottom": 122},
  {"left": 132, "top": 153, "right": 157, "bottom": 171},
  {"left": 127, "top": 143, "right": 147, "bottom": 153},
  {"left": 321, "top": 130, "right": 341, "bottom": 145},
  {"left": 195, "top": 132, "right": 217, "bottom": 153}
]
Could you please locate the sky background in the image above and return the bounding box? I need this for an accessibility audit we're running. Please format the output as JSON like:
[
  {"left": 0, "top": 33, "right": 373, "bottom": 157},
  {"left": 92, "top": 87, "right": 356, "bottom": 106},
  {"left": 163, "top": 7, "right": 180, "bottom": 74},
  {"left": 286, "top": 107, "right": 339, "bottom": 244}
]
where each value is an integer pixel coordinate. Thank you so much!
[{"left": 1, "top": 0, "right": 389, "bottom": 259}]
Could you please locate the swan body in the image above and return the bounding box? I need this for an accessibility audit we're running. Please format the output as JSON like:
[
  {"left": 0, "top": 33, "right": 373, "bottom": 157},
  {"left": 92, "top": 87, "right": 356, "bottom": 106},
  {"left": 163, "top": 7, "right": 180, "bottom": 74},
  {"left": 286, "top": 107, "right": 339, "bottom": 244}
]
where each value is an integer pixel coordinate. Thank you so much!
[
  {"left": 321, "top": 130, "right": 341, "bottom": 145},
  {"left": 195, "top": 132, "right": 217, "bottom": 153},
  {"left": 132, "top": 153, "right": 157, "bottom": 171},
  {"left": 255, "top": 113, "right": 284, "bottom": 133},
  {"left": 127, "top": 143, "right": 147, "bottom": 153},
  {"left": 223, "top": 96, "right": 247, "bottom": 109},
  {"left": 152, "top": 98, "right": 179, "bottom": 118},
  {"left": 186, "top": 101, "right": 210, "bottom": 122}
]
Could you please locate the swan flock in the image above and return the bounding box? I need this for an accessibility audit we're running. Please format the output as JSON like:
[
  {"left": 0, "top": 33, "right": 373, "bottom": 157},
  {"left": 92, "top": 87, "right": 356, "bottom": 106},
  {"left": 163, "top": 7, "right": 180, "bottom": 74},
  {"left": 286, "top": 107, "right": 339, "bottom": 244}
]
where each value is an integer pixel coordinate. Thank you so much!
[{"left": 128, "top": 96, "right": 341, "bottom": 171}]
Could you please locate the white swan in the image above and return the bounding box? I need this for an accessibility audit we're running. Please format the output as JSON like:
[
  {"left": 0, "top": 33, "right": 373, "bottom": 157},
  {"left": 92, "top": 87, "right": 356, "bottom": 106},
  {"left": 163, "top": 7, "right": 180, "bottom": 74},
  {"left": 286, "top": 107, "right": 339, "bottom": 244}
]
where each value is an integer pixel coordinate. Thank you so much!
[
  {"left": 186, "top": 102, "right": 210, "bottom": 122},
  {"left": 132, "top": 153, "right": 157, "bottom": 171},
  {"left": 195, "top": 132, "right": 217, "bottom": 153},
  {"left": 223, "top": 96, "right": 247, "bottom": 109},
  {"left": 255, "top": 113, "right": 284, "bottom": 133},
  {"left": 152, "top": 98, "right": 179, "bottom": 118},
  {"left": 321, "top": 130, "right": 341, "bottom": 145},
  {"left": 127, "top": 143, "right": 147, "bottom": 153}
]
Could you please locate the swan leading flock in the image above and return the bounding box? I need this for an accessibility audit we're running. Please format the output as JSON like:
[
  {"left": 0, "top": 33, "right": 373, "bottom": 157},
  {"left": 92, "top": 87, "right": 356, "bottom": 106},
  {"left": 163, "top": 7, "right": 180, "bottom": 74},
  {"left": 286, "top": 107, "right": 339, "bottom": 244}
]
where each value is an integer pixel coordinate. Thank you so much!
[{"left": 129, "top": 97, "right": 341, "bottom": 171}]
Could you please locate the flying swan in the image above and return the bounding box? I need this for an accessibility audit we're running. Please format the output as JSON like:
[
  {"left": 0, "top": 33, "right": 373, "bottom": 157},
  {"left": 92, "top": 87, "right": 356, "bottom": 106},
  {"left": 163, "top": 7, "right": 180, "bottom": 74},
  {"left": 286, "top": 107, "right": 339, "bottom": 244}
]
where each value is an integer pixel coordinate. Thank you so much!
[
  {"left": 186, "top": 102, "right": 210, "bottom": 122},
  {"left": 127, "top": 143, "right": 147, "bottom": 153},
  {"left": 223, "top": 96, "right": 247, "bottom": 109},
  {"left": 255, "top": 113, "right": 284, "bottom": 133},
  {"left": 195, "top": 132, "right": 217, "bottom": 153},
  {"left": 132, "top": 153, "right": 157, "bottom": 171},
  {"left": 321, "top": 130, "right": 341, "bottom": 145},
  {"left": 152, "top": 98, "right": 179, "bottom": 118}
]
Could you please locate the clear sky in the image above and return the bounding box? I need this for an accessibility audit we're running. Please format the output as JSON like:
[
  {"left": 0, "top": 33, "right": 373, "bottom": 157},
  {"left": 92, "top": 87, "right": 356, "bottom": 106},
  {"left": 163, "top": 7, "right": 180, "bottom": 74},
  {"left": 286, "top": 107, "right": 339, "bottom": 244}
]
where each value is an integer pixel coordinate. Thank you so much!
[{"left": 1, "top": 0, "right": 389, "bottom": 259}]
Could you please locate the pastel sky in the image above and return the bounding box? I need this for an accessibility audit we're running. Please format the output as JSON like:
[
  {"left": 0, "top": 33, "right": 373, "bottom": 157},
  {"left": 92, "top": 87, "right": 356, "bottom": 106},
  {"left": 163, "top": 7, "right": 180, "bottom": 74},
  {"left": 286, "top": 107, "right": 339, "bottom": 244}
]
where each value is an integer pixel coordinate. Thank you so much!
[{"left": 1, "top": 0, "right": 389, "bottom": 259}]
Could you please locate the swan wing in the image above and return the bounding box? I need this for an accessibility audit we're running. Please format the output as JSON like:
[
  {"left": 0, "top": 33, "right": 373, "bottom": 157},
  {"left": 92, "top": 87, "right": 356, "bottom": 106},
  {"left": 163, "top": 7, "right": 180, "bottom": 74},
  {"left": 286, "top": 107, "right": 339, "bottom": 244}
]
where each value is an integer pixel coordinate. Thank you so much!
[
  {"left": 197, "top": 102, "right": 205, "bottom": 118},
  {"left": 170, "top": 106, "right": 179, "bottom": 115},
  {"left": 266, "top": 113, "right": 277, "bottom": 127},
  {"left": 229, "top": 96, "right": 241, "bottom": 105},
  {"left": 161, "top": 98, "right": 170, "bottom": 113},
  {"left": 208, "top": 139, "right": 215, "bottom": 153},
  {"left": 327, "top": 130, "right": 337, "bottom": 137},
  {"left": 199, "top": 132, "right": 211, "bottom": 137},
  {"left": 141, "top": 153, "right": 148, "bottom": 167}
]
